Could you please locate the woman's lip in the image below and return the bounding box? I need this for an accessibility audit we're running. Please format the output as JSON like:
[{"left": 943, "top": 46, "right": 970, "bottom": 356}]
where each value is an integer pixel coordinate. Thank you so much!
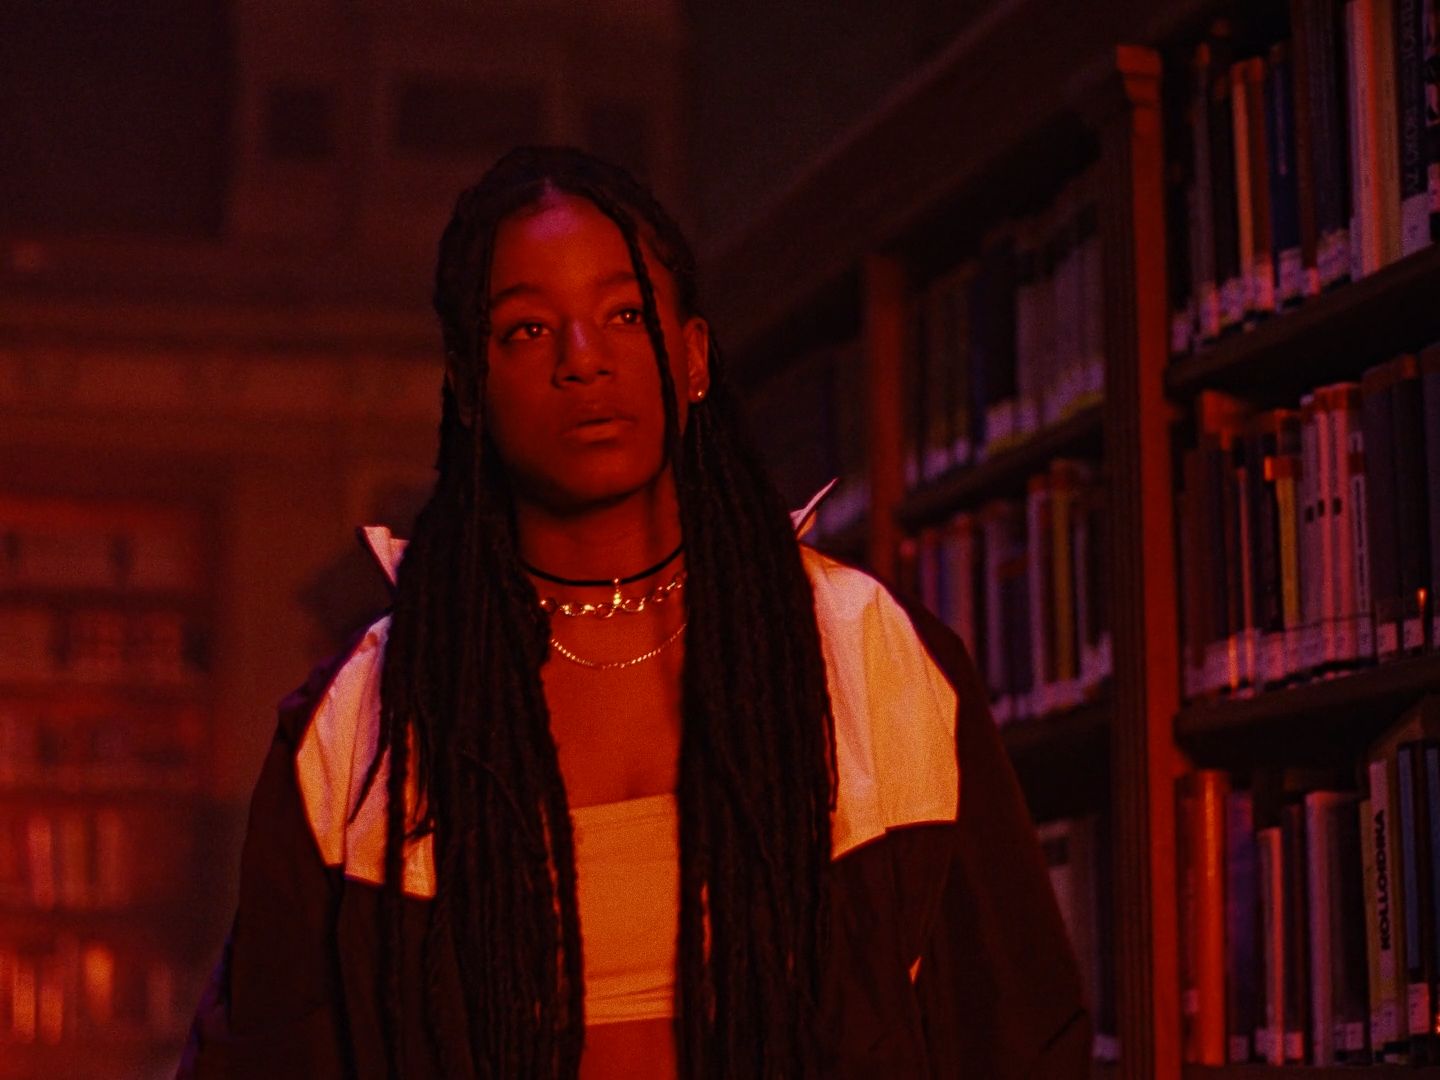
[{"left": 564, "top": 417, "right": 635, "bottom": 441}]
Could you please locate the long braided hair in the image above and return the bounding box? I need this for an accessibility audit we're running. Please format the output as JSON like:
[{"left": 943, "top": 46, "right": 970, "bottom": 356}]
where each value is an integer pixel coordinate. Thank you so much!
[{"left": 363, "top": 146, "right": 837, "bottom": 1078}]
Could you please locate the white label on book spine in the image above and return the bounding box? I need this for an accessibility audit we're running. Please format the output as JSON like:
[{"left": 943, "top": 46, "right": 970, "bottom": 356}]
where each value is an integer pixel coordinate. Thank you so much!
[
  {"left": 1332, "top": 617, "right": 1355, "bottom": 665},
  {"left": 1220, "top": 277, "right": 1246, "bottom": 327},
  {"left": 1337, "top": 1021, "right": 1365, "bottom": 1053},
  {"left": 1255, "top": 1028, "right": 1272, "bottom": 1061},
  {"left": 1410, "top": 982, "right": 1431, "bottom": 1034},
  {"left": 1228, "top": 1035, "right": 1251, "bottom": 1063},
  {"left": 1402, "top": 617, "right": 1424, "bottom": 652},
  {"left": 1356, "top": 614, "right": 1374, "bottom": 660},
  {"left": 1171, "top": 310, "right": 1191, "bottom": 356},
  {"left": 1261, "top": 634, "right": 1285, "bottom": 686}
]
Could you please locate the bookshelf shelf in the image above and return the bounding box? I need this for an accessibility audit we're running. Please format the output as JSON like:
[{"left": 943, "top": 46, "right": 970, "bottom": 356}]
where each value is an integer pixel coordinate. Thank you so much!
[
  {"left": 1165, "top": 242, "right": 1440, "bottom": 403},
  {"left": 896, "top": 402, "right": 1105, "bottom": 530},
  {"left": 0, "top": 679, "right": 209, "bottom": 704},
  {"left": 1174, "top": 653, "right": 1440, "bottom": 763},
  {"left": 1181, "top": 1067, "right": 1440, "bottom": 1079},
  {"left": 1003, "top": 699, "right": 1112, "bottom": 761},
  {"left": 1004, "top": 701, "right": 1112, "bottom": 822}
]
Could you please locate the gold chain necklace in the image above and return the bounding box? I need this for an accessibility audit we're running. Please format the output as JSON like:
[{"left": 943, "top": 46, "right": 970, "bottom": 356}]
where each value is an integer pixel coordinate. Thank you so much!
[
  {"left": 539, "top": 570, "right": 686, "bottom": 618},
  {"left": 548, "top": 620, "right": 687, "bottom": 670}
]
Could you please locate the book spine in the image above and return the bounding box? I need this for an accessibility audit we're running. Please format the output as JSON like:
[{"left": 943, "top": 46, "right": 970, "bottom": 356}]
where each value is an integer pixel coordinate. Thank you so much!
[
  {"left": 1283, "top": 801, "right": 1312, "bottom": 1061},
  {"left": 1335, "top": 795, "right": 1372, "bottom": 1061},
  {"left": 1427, "top": 0, "right": 1440, "bottom": 237},
  {"left": 1362, "top": 364, "right": 1402, "bottom": 659},
  {"left": 1300, "top": 396, "right": 1323, "bottom": 673},
  {"left": 1329, "top": 385, "right": 1360, "bottom": 665},
  {"left": 1180, "top": 770, "right": 1230, "bottom": 1063},
  {"left": 1399, "top": 741, "right": 1436, "bottom": 1057},
  {"left": 1245, "top": 56, "right": 1278, "bottom": 316},
  {"left": 1268, "top": 42, "right": 1306, "bottom": 305},
  {"left": 1396, "top": 0, "right": 1433, "bottom": 252},
  {"left": 1027, "top": 475, "right": 1054, "bottom": 717},
  {"left": 1307, "top": 791, "right": 1340, "bottom": 1064},
  {"left": 1316, "top": 390, "right": 1339, "bottom": 667},
  {"left": 1305, "top": 0, "right": 1354, "bottom": 286},
  {"left": 1376, "top": 0, "right": 1406, "bottom": 265},
  {"left": 1425, "top": 743, "right": 1440, "bottom": 1058},
  {"left": 1276, "top": 413, "right": 1306, "bottom": 678},
  {"left": 1228, "top": 789, "right": 1261, "bottom": 1062},
  {"left": 1050, "top": 461, "right": 1080, "bottom": 708},
  {"left": 947, "top": 266, "right": 975, "bottom": 465},
  {"left": 1192, "top": 42, "right": 1222, "bottom": 341},
  {"left": 1368, "top": 758, "right": 1406, "bottom": 1058},
  {"left": 1253, "top": 420, "right": 1285, "bottom": 686},
  {"left": 1349, "top": 0, "right": 1387, "bottom": 277},
  {"left": 1258, "top": 824, "right": 1288, "bottom": 1062},
  {"left": 982, "top": 503, "right": 1011, "bottom": 720},
  {"left": 1232, "top": 61, "right": 1259, "bottom": 320},
  {"left": 1392, "top": 357, "right": 1431, "bottom": 654},
  {"left": 1345, "top": 387, "right": 1377, "bottom": 661},
  {"left": 1289, "top": 0, "right": 1323, "bottom": 294},
  {"left": 1210, "top": 30, "right": 1246, "bottom": 331}
]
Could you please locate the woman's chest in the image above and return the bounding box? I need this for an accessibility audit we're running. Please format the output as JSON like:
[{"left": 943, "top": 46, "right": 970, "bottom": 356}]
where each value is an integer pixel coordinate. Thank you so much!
[{"left": 541, "top": 649, "right": 683, "bottom": 807}]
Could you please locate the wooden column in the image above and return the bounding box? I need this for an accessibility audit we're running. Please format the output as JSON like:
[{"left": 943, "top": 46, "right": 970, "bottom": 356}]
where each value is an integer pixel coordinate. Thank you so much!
[
  {"left": 1093, "top": 45, "right": 1184, "bottom": 1080},
  {"left": 862, "top": 253, "right": 906, "bottom": 583}
]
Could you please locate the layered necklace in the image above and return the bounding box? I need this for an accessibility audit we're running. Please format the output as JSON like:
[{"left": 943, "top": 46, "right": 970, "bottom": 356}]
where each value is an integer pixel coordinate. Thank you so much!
[{"left": 525, "top": 543, "right": 687, "bottom": 670}]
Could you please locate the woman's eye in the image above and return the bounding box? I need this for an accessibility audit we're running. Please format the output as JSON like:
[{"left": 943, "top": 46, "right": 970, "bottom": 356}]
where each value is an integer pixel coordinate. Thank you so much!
[
  {"left": 612, "top": 307, "right": 643, "bottom": 327},
  {"left": 502, "top": 321, "right": 547, "bottom": 343}
]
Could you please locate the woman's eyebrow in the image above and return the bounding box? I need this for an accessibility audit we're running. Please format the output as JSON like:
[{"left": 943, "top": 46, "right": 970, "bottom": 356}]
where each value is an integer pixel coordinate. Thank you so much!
[{"left": 490, "top": 270, "right": 639, "bottom": 307}]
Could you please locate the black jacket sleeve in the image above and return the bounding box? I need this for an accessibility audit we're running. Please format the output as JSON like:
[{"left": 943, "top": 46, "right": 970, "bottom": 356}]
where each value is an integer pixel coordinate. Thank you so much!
[
  {"left": 904, "top": 602, "right": 1094, "bottom": 1078},
  {"left": 175, "top": 646, "right": 360, "bottom": 1080}
]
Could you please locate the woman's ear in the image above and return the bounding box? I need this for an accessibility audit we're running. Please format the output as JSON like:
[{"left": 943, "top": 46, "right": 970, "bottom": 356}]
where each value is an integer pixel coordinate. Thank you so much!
[{"left": 684, "top": 316, "right": 711, "bottom": 402}]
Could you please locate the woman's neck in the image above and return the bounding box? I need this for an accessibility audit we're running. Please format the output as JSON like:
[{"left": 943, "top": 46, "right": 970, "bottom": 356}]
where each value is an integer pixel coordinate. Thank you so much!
[{"left": 513, "top": 473, "right": 683, "bottom": 585}]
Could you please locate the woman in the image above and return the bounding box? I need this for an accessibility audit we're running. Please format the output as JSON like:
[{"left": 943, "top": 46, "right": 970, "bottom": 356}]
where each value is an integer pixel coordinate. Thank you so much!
[{"left": 179, "top": 146, "right": 1089, "bottom": 1079}]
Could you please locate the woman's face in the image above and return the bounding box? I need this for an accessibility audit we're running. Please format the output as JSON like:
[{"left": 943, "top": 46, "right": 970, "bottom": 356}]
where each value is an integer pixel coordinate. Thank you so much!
[{"left": 466, "top": 191, "right": 709, "bottom": 513}]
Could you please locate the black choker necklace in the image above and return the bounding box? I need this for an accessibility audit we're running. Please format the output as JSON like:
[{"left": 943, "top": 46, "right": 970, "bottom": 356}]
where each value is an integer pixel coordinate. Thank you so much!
[{"left": 521, "top": 542, "right": 684, "bottom": 588}]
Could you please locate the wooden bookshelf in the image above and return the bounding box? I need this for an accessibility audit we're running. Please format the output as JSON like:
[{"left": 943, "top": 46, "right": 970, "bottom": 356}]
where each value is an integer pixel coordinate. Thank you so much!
[
  {"left": 896, "top": 401, "right": 1105, "bottom": 530},
  {"left": 1166, "top": 241, "right": 1440, "bottom": 402},
  {"left": 709, "top": 2, "right": 1440, "bottom": 1076}
]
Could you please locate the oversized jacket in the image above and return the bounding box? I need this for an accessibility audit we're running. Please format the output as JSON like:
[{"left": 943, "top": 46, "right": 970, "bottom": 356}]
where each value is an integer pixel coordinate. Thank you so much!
[{"left": 177, "top": 501, "right": 1092, "bottom": 1079}]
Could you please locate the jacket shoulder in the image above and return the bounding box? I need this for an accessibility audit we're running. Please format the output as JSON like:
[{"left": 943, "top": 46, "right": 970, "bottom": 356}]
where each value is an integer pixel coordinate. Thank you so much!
[{"left": 800, "top": 546, "right": 962, "bottom": 859}]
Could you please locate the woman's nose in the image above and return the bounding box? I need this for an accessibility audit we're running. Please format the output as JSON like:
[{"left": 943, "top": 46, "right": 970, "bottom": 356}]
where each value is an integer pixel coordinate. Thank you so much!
[{"left": 555, "top": 319, "right": 612, "bottom": 383}]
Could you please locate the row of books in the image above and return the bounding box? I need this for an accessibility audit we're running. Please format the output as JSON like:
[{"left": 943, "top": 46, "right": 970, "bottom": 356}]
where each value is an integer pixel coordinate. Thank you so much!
[
  {"left": 902, "top": 458, "right": 1112, "bottom": 724},
  {"left": 0, "top": 496, "right": 204, "bottom": 594},
  {"left": 0, "top": 604, "right": 210, "bottom": 688},
  {"left": 1176, "top": 344, "right": 1440, "bottom": 699},
  {"left": 1037, "top": 813, "right": 1120, "bottom": 1063},
  {"left": 0, "top": 938, "right": 189, "bottom": 1043},
  {"left": 1167, "top": 1, "right": 1440, "bottom": 357},
  {"left": 0, "top": 807, "right": 195, "bottom": 912},
  {"left": 904, "top": 166, "right": 1105, "bottom": 490},
  {"left": 0, "top": 705, "right": 203, "bottom": 791},
  {"left": 1177, "top": 696, "right": 1440, "bottom": 1066}
]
